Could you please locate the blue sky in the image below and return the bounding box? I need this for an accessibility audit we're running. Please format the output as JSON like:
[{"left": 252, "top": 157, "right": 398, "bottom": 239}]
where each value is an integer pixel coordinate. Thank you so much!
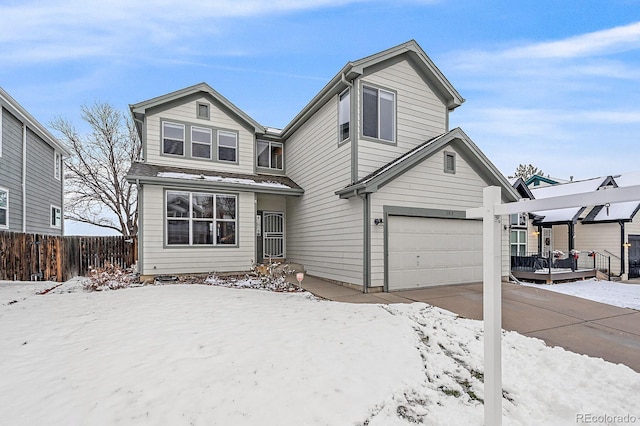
[{"left": 2, "top": 0, "right": 640, "bottom": 234}]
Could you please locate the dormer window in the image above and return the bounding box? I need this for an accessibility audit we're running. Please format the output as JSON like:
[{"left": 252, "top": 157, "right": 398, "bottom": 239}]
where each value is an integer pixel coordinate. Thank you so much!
[
  {"left": 257, "top": 140, "right": 283, "bottom": 170},
  {"left": 197, "top": 102, "right": 210, "bottom": 120}
]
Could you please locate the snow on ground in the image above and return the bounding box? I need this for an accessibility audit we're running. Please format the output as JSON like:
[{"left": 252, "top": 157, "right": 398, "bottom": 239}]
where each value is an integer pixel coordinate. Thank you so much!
[
  {"left": 1, "top": 280, "right": 640, "bottom": 425},
  {"left": 521, "top": 279, "right": 640, "bottom": 310}
]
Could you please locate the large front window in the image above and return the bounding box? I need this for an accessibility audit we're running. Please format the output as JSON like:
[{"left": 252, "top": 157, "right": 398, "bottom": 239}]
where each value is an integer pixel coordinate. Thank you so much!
[
  {"left": 257, "top": 140, "right": 283, "bottom": 170},
  {"left": 166, "top": 191, "right": 236, "bottom": 246},
  {"left": 362, "top": 85, "right": 395, "bottom": 142}
]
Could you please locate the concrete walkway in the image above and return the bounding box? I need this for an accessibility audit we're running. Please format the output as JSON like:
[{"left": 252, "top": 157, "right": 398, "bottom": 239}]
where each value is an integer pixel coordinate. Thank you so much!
[{"left": 297, "top": 275, "right": 640, "bottom": 373}]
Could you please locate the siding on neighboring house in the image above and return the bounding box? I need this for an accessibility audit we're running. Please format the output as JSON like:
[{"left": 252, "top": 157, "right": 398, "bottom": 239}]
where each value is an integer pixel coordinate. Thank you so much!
[
  {"left": 285, "top": 96, "right": 364, "bottom": 285},
  {"left": 140, "top": 185, "right": 255, "bottom": 276},
  {"left": 575, "top": 222, "right": 622, "bottom": 273},
  {"left": 144, "top": 94, "right": 255, "bottom": 174},
  {"left": 25, "top": 128, "right": 63, "bottom": 235},
  {"left": 0, "top": 107, "right": 24, "bottom": 230},
  {"left": 370, "top": 144, "right": 510, "bottom": 287},
  {"left": 357, "top": 57, "right": 448, "bottom": 180},
  {"left": 552, "top": 224, "right": 570, "bottom": 254}
]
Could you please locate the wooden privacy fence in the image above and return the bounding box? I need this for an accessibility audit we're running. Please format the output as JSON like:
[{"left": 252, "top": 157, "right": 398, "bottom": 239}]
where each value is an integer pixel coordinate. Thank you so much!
[{"left": 0, "top": 232, "right": 137, "bottom": 282}]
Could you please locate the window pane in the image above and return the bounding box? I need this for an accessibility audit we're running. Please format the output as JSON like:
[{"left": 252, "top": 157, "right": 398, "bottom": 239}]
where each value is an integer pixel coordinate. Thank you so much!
[
  {"left": 198, "top": 103, "right": 209, "bottom": 118},
  {"left": 0, "top": 209, "right": 5, "bottom": 226},
  {"left": 192, "top": 221, "right": 213, "bottom": 244},
  {"left": 167, "top": 192, "right": 190, "bottom": 218},
  {"left": 257, "top": 140, "right": 269, "bottom": 167},
  {"left": 270, "top": 143, "right": 283, "bottom": 170},
  {"left": 192, "top": 143, "right": 211, "bottom": 159},
  {"left": 163, "top": 139, "right": 184, "bottom": 155},
  {"left": 192, "top": 127, "right": 211, "bottom": 144},
  {"left": 192, "top": 194, "right": 214, "bottom": 218},
  {"left": 0, "top": 191, "right": 6, "bottom": 208},
  {"left": 216, "top": 195, "right": 236, "bottom": 219},
  {"left": 219, "top": 147, "right": 236, "bottom": 162},
  {"left": 339, "top": 89, "right": 350, "bottom": 141},
  {"left": 167, "top": 220, "right": 189, "bottom": 245},
  {"left": 217, "top": 221, "right": 236, "bottom": 245},
  {"left": 379, "top": 90, "right": 394, "bottom": 141},
  {"left": 163, "top": 123, "right": 184, "bottom": 140},
  {"left": 363, "top": 86, "right": 378, "bottom": 138}
]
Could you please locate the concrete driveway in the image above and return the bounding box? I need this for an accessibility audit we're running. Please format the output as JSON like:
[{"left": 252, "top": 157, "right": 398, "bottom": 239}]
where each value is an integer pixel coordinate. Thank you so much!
[{"left": 298, "top": 276, "right": 640, "bottom": 373}]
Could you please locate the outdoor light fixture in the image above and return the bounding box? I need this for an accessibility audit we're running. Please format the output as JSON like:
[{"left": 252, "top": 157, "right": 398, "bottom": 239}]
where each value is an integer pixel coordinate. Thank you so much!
[
  {"left": 374, "top": 218, "right": 384, "bottom": 225},
  {"left": 624, "top": 242, "right": 632, "bottom": 248}
]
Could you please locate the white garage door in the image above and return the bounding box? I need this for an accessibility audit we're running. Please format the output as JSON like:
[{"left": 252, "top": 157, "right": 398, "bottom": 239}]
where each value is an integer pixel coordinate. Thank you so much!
[{"left": 387, "top": 216, "right": 483, "bottom": 291}]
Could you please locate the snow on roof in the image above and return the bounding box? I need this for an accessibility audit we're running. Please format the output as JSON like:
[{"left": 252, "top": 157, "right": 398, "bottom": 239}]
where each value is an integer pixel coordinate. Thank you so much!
[
  {"left": 613, "top": 171, "right": 640, "bottom": 187},
  {"left": 157, "top": 172, "right": 291, "bottom": 189},
  {"left": 533, "top": 207, "right": 582, "bottom": 223},
  {"left": 592, "top": 201, "right": 640, "bottom": 221},
  {"left": 530, "top": 176, "right": 605, "bottom": 199}
]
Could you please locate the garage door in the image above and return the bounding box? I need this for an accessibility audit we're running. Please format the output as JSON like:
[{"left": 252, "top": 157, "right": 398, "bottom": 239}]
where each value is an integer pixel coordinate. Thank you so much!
[{"left": 387, "top": 216, "right": 483, "bottom": 291}]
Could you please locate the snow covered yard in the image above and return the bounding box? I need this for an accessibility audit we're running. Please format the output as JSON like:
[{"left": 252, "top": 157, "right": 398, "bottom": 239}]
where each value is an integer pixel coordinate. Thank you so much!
[
  {"left": 521, "top": 278, "right": 640, "bottom": 310},
  {"left": 1, "top": 280, "right": 639, "bottom": 425}
]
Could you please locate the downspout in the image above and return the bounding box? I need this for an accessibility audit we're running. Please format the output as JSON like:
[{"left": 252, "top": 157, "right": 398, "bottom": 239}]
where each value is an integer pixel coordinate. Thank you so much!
[
  {"left": 22, "top": 124, "right": 27, "bottom": 232},
  {"left": 357, "top": 191, "right": 370, "bottom": 294},
  {"left": 136, "top": 178, "right": 143, "bottom": 277},
  {"left": 620, "top": 221, "right": 625, "bottom": 276}
]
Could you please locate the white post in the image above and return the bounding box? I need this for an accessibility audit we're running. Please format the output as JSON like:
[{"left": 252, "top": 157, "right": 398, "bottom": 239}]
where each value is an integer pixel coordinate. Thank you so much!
[{"left": 482, "top": 186, "right": 503, "bottom": 425}]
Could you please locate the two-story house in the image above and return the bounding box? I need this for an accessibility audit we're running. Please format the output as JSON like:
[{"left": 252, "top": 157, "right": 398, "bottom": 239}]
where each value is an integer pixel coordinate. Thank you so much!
[
  {"left": 127, "top": 40, "right": 518, "bottom": 292},
  {"left": 1, "top": 87, "right": 70, "bottom": 236}
]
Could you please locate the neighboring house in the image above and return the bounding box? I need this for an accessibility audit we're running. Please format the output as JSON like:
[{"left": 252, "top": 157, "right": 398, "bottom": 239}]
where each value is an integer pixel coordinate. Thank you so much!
[
  {"left": 0, "top": 88, "right": 70, "bottom": 236},
  {"left": 524, "top": 174, "right": 570, "bottom": 187},
  {"left": 511, "top": 172, "right": 640, "bottom": 280},
  {"left": 127, "top": 40, "right": 518, "bottom": 292}
]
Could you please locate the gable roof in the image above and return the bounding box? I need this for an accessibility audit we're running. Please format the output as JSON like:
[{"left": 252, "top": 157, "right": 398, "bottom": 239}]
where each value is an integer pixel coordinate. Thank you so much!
[
  {"left": 336, "top": 127, "right": 518, "bottom": 202},
  {"left": 512, "top": 177, "right": 534, "bottom": 199},
  {"left": 129, "top": 82, "right": 265, "bottom": 135},
  {"left": 0, "top": 87, "right": 71, "bottom": 156},
  {"left": 280, "top": 40, "right": 464, "bottom": 139},
  {"left": 525, "top": 174, "right": 562, "bottom": 187}
]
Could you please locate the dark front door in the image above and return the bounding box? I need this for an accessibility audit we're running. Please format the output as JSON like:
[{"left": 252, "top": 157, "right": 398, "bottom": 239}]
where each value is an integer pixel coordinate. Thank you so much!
[{"left": 629, "top": 235, "right": 640, "bottom": 279}]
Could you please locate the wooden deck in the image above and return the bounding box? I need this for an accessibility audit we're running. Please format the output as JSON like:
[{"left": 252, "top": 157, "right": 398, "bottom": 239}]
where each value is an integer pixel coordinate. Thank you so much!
[{"left": 511, "top": 268, "right": 596, "bottom": 284}]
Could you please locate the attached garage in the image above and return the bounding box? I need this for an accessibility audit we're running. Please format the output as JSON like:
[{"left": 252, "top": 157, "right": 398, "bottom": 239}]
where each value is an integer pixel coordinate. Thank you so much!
[{"left": 387, "top": 215, "right": 483, "bottom": 291}]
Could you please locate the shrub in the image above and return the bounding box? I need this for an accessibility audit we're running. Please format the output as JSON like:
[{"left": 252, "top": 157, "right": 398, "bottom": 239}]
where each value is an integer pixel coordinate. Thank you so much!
[{"left": 84, "top": 262, "right": 138, "bottom": 291}]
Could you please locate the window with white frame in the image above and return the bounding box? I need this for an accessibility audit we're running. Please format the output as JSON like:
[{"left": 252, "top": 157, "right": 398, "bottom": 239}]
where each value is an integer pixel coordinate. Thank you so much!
[
  {"left": 338, "top": 88, "right": 350, "bottom": 142},
  {"left": 218, "top": 131, "right": 237, "bottom": 162},
  {"left": 257, "top": 140, "right": 283, "bottom": 170},
  {"left": 0, "top": 188, "right": 8, "bottom": 228},
  {"left": 162, "top": 122, "right": 185, "bottom": 156},
  {"left": 510, "top": 213, "right": 527, "bottom": 256},
  {"left": 166, "top": 191, "right": 236, "bottom": 246},
  {"left": 50, "top": 205, "right": 61, "bottom": 228},
  {"left": 191, "top": 126, "right": 212, "bottom": 159},
  {"left": 54, "top": 152, "right": 62, "bottom": 180},
  {"left": 362, "top": 85, "right": 395, "bottom": 142}
]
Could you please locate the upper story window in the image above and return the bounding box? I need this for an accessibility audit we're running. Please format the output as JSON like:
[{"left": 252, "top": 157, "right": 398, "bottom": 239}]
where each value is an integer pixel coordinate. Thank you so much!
[
  {"left": 362, "top": 85, "right": 395, "bottom": 142},
  {"left": 510, "top": 213, "right": 527, "bottom": 227},
  {"left": 191, "top": 126, "right": 212, "bottom": 159},
  {"left": 338, "top": 89, "right": 350, "bottom": 142},
  {"left": 197, "top": 102, "right": 210, "bottom": 120},
  {"left": 162, "top": 122, "right": 185, "bottom": 156},
  {"left": 0, "top": 188, "right": 7, "bottom": 228},
  {"left": 257, "top": 140, "right": 283, "bottom": 170},
  {"left": 218, "top": 131, "right": 237, "bottom": 162},
  {"left": 54, "top": 152, "right": 62, "bottom": 180}
]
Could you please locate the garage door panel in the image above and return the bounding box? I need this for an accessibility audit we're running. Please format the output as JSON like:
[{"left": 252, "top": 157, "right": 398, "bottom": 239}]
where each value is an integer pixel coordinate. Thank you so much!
[{"left": 388, "top": 216, "right": 483, "bottom": 291}]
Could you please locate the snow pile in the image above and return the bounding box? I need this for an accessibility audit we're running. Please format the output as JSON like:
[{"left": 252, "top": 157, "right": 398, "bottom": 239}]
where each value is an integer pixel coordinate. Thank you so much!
[
  {"left": 1, "top": 282, "right": 639, "bottom": 425},
  {"left": 521, "top": 279, "right": 640, "bottom": 310}
]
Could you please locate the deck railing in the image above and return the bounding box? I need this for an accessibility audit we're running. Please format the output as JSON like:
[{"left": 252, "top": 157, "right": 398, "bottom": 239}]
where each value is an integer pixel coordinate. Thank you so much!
[{"left": 511, "top": 249, "right": 609, "bottom": 282}]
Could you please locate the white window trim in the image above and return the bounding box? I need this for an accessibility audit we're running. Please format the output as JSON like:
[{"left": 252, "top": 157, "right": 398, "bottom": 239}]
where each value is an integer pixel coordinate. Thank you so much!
[
  {"left": 54, "top": 152, "right": 62, "bottom": 180},
  {"left": 0, "top": 187, "right": 8, "bottom": 229},
  {"left": 165, "top": 191, "right": 238, "bottom": 246},
  {"left": 50, "top": 204, "right": 62, "bottom": 229},
  {"left": 217, "top": 130, "right": 238, "bottom": 163},
  {"left": 510, "top": 229, "right": 527, "bottom": 256},
  {"left": 257, "top": 140, "right": 283, "bottom": 170},
  {"left": 338, "top": 88, "right": 350, "bottom": 143},
  {"left": 362, "top": 84, "right": 396, "bottom": 143},
  {"left": 0, "top": 108, "right": 3, "bottom": 157},
  {"left": 191, "top": 126, "right": 213, "bottom": 160},
  {"left": 162, "top": 121, "right": 186, "bottom": 157}
]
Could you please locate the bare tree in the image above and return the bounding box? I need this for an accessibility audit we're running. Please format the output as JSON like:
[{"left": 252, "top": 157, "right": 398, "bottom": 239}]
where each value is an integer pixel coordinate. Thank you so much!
[
  {"left": 508, "top": 164, "right": 545, "bottom": 180},
  {"left": 51, "top": 102, "right": 141, "bottom": 236}
]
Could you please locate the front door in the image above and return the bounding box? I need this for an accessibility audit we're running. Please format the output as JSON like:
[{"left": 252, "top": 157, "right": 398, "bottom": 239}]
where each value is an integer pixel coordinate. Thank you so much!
[
  {"left": 263, "top": 212, "right": 285, "bottom": 260},
  {"left": 542, "top": 227, "right": 552, "bottom": 257},
  {"left": 629, "top": 235, "right": 640, "bottom": 279}
]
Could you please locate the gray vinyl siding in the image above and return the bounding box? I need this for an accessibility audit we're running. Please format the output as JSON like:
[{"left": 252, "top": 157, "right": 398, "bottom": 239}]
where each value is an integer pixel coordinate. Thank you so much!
[
  {"left": 285, "top": 96, "right": 363, "bottom": 285},
  {"left": 0, "top": 107, "right": 24, "bottom": 231},
  {"left": 371, "top": 145, "right": 511, "bottom": 288},
  {"left": 357, "top": 57, "right": 448, "bottom": 180},
  {"left": 140, "top": 185, "right": 255, "bottom": 276},
  {"left": 24, "top": 128, "right": 63, "bottom": 235}
]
